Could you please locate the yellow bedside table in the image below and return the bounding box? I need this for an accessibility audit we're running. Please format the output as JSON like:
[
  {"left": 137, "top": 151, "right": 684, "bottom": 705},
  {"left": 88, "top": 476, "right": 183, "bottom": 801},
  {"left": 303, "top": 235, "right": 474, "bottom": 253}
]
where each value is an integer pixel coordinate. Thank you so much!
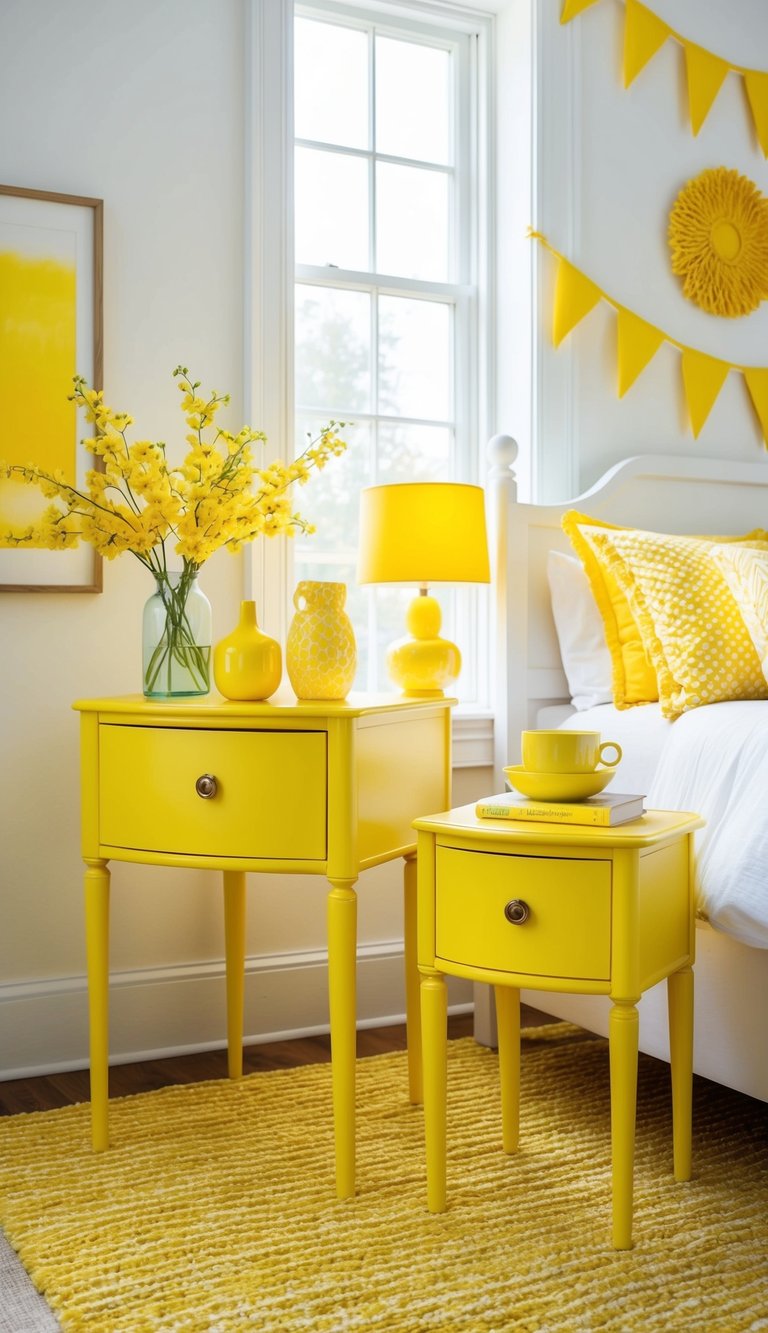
[
  {"left": 414, "top": 803, "right": 704, "bottom": 1248},
  {"left": 74, "top": 693, "right": 453, "bottom": 1198}
]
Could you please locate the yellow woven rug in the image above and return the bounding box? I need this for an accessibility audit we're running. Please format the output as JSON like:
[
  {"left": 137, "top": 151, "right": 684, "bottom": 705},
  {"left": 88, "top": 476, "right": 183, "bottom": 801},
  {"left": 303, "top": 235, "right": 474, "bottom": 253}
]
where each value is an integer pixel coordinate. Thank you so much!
[{"left": 1, "top": 1025, "right": 766, "bottom": 1332}]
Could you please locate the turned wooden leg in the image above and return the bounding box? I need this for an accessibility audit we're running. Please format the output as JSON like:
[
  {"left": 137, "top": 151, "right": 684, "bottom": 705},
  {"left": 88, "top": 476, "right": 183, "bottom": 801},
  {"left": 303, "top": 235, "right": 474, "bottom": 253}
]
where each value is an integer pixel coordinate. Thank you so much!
[
  {"left": 421, "top": 970, "right": 448, "bottom": 1213},
  {"left": 668, "top": 966, "right": 694, "bottom": 1182},
  {"left": 404, "top": 853, "right": 422, "bottom": 1104},
  {"left": 84, "top": 858, "right": 111, "bottom": 1152},
  {"left": 609, "top": 1000, "right": 639, "bottom": 1250},
  {"left": 223, "top": 870, "right": 246, "bottom": 1080},
  {"left": 495, "top": 985, "right": 520, "bottom": 1153},
  {"left": 327, "top": 878, "right": 358, "bottom": 1199}
]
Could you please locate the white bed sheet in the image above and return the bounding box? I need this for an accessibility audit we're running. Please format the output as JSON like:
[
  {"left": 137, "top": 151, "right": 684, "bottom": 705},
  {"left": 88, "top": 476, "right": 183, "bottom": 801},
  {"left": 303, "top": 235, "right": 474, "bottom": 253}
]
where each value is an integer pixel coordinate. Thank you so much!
[
  {"left": 555, "top": 700, "right": 768, "bottom": 949},
  {"left": 649, "top": 702, "right": 768, "bottom": 949}
]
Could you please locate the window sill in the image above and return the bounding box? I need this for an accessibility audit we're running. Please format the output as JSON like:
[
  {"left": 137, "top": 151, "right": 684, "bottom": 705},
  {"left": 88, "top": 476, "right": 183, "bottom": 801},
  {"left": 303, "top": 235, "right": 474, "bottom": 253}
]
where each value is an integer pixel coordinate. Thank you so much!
[{"left": 452, "top": 710, "right": 494, "bottom": 769}]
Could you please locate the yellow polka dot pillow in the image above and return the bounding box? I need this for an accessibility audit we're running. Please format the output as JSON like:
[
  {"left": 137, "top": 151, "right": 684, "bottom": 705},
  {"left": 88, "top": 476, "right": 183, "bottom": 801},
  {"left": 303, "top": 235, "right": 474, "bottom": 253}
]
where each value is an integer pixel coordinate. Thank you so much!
[
  {"left": 710, "top": 545, "right": 768, "bottom": 682},
  {"left": 589, "top": 527, "right": 768, "bottom": 719},
  {"left": 561, "top": 511, "right": 659, "bottom": 708}
]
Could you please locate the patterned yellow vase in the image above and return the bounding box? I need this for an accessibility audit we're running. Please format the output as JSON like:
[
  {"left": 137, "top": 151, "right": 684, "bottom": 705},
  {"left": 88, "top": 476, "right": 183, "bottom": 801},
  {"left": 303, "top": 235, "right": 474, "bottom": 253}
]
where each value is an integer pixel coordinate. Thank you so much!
[
  {"left": 213, "top": 600, "right": 282, "bottom": 701},
  {"left": 286, "top": 581, "right": 357, "bottom": 701}
]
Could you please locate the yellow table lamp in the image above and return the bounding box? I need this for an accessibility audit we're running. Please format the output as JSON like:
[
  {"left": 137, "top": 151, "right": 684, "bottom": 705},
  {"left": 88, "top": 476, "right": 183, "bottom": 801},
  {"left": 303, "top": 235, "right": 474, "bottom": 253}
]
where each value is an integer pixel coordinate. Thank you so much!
[{"left": 357, "top": 482, "right": 490, "bottom": 695}]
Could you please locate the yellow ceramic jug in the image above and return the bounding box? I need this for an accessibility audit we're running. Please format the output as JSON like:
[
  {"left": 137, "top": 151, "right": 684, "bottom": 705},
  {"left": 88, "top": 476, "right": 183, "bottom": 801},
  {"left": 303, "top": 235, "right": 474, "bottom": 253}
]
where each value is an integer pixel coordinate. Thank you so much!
[
  {"left": 286, "top": 581, "right": 357, "bottom": 700},
  {"left": 213, "top": 601, "right": 282, "bottom": 701}
]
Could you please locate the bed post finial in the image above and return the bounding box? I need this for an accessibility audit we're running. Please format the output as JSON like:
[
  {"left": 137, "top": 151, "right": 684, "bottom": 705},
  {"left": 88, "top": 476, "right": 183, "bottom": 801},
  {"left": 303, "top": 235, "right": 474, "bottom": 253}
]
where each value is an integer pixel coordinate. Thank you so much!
[
  {"left": 487, "top": 435, "right": 518, "bottom": 502},
  {"left": 485, "top": 430, "right": 522, "bottom": 807},
  {"left": 476, "top": 434, "right": 520, "bottom": 1053}
]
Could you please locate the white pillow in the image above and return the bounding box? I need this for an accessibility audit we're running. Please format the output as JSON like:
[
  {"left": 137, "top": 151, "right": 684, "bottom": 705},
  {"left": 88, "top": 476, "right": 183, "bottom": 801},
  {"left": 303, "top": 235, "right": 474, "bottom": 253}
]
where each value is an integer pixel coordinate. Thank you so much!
[{"left": 547, "top": 549, "right": 613, "bottom": 710}]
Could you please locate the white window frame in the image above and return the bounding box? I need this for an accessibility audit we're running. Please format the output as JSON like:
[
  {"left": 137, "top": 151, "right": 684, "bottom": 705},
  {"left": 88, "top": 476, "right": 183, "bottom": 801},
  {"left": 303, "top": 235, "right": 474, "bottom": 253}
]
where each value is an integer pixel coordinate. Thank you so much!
[{"left": 245, "top": 0, "right": 495, "bottom": 762}]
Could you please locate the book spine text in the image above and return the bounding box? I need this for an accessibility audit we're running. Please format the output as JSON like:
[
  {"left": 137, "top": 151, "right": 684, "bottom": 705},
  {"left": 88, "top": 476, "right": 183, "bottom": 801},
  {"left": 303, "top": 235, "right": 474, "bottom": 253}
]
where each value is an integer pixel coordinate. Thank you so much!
[{"left": 476, "top": 803, "right": 609, "bottom": 825}]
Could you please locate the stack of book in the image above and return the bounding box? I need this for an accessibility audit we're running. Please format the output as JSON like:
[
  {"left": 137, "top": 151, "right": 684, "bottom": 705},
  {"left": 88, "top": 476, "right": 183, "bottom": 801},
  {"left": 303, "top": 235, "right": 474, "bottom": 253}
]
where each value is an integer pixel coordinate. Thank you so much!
[{"left": 475, "top": 792, "right": 645, "bottom": 827}]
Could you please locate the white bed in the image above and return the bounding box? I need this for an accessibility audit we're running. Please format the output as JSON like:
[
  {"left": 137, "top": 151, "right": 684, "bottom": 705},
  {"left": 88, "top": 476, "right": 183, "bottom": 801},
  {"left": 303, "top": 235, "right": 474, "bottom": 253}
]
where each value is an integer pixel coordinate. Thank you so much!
[{"left": 477, "top": 440, "right": 768, "bottom": 1103}]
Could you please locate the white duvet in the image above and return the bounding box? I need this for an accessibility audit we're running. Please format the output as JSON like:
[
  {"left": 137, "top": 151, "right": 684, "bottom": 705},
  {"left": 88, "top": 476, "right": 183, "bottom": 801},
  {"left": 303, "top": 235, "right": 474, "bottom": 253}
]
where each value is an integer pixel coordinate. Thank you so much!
[
  {"left": 648, "top": 701, "right": 768, "bottom": 949},
  {"left": 559, "top": 700, "right": 768, "bottom": 949}
]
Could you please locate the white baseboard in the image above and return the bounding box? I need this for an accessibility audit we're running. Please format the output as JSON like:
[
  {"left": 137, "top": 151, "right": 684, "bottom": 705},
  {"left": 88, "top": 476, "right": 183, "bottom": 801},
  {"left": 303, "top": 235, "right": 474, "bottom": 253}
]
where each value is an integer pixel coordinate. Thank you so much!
[{"left": 0, "top": 941, "right": 473, "bottom": 1080}]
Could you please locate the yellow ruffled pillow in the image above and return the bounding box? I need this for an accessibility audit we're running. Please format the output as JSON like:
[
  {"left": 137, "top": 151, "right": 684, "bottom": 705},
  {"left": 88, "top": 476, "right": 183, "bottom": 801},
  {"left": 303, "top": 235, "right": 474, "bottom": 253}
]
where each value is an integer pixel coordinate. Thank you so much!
[
  {"left": 561, "top": 512, "right": 658, "bottom": 708},
  {"left": 590, "top": 527, "right": 768, "bottom": 719},
  {"left": 710, "top": 545, "right": 768, "bottom": 683}
]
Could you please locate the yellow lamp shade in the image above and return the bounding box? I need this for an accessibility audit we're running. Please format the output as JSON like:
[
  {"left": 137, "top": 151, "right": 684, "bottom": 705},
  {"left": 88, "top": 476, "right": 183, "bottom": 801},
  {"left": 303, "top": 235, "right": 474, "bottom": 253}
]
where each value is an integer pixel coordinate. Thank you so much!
[{"left": 357, "top": 483, "right": 490, "bottom": 585}]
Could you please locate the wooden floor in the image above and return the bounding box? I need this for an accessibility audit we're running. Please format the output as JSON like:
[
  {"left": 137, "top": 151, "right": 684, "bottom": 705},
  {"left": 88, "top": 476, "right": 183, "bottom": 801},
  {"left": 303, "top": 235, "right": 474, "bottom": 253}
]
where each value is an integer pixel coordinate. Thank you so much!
[{"left": 0, "top": 1006, "right": 553, "bottom": 1117}]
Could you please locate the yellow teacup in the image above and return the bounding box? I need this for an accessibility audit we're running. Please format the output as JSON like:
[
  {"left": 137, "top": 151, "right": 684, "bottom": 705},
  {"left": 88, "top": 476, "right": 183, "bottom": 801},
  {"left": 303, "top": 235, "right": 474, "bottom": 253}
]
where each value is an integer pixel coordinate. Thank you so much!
[{"left": 521, "top": 730, "right": 622, "bottom": 774}]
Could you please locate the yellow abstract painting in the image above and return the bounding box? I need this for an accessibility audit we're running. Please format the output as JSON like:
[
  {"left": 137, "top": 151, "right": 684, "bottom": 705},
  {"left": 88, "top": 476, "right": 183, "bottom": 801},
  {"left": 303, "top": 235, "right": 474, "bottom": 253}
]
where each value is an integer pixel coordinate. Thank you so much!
[
  {"left": 0, "top": 184, "right": 101, "bottom": 590},
  {"left": 0, "top": 250, "right": 77, "bottom": 529}
]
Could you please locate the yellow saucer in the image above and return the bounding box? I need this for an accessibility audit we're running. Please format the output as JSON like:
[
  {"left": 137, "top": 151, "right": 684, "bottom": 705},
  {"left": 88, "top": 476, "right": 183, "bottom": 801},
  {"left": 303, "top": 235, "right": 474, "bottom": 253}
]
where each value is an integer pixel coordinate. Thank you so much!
[{"left": 503, "top": 765, "right": 616, "bottom": 802}]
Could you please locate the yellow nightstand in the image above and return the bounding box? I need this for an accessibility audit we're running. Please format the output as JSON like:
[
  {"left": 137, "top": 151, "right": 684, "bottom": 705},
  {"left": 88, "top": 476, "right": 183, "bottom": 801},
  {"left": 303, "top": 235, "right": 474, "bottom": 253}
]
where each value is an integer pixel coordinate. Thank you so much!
[
  {"left": 74, "top": 693, "right": 453, "bottom": 1198},
  {"left": 414, "top": 803, "right": 704, "bottom": 1248}
]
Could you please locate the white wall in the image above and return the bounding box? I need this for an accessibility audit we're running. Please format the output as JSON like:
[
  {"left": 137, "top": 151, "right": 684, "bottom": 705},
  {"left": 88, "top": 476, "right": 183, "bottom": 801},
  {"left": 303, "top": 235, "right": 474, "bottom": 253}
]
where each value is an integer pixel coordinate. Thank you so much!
[
  {"left": 532, "top": 0, "right": 768, "bottom": 499},
  {"left": 0, "top": 0, "right": 480, "bottom": 1078},
  {"left": 12, "top": 0, "right": 749, "bottom": 1076},
  {"left": 0, "top": 0, "right": 245, "bottom": 1074}
]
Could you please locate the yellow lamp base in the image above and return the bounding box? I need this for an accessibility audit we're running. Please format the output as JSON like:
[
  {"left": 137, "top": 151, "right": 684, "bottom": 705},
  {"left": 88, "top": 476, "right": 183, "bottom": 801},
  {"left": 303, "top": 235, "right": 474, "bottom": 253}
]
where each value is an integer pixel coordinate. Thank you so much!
[{"left": 386, "top": 592, "right": 461, "bottom": 695}]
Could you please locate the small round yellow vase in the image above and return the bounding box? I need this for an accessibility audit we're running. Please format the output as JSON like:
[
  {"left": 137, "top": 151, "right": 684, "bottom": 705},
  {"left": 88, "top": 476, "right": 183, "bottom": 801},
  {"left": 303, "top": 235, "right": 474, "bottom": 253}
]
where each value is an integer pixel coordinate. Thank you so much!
[
  {"left": 286, "top": 580, "right": 357, "bottom": 701},
  {"left": 213, "top": 601, "right": 282, "bottom": 701}
]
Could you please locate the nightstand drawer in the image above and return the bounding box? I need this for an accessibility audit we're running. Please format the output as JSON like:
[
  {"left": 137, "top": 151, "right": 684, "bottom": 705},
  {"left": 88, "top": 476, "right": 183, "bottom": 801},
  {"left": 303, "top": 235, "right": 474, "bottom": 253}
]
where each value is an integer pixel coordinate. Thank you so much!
[
  {"left": 99, "top": 725, "right": 327, "bottom": 860},
  {"left": 435, "top": 847, "right": 611, "bottom": 980}
]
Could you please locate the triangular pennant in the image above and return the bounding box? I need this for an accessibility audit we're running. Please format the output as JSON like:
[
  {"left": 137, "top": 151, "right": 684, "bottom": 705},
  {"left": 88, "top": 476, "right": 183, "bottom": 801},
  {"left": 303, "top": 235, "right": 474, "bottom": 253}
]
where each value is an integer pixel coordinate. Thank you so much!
[
  {"left": 623, "top": 0, "right": 670, "bottom": 88},
  {"left": 744, "top": 70, "right": 768, "bottom": 158},
  {"left": 561, "top": 0, "right": 601, "bottom": 21},
  {"left": 553, "top": 259, "right": 602, "bottom": 347},
  {"left": 616, "top": 308, "right": 665, "bottom": 397},
  {"left": 744, "top": 368, "right": 768, "bottom": 447},
  {"left": 681, "top": 349, "right": 730, "bottom": 438},
  {"left": 684, "top": 42, "right": 730, "bottom": 135}
]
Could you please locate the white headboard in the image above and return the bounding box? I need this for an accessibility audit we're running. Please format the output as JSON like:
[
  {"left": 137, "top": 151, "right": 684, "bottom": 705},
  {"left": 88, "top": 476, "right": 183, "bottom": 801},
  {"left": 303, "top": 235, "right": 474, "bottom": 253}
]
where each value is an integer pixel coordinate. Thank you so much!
[{"left": 487, "top": 437, "right": 768, "bottom": 780}]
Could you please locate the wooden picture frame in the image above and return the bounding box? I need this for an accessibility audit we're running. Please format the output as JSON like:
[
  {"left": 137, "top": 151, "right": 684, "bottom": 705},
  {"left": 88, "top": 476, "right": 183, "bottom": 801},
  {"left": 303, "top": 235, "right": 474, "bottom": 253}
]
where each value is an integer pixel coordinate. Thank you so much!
[{"left": 0, "top": 184, "right": 103, "bottom": 592}]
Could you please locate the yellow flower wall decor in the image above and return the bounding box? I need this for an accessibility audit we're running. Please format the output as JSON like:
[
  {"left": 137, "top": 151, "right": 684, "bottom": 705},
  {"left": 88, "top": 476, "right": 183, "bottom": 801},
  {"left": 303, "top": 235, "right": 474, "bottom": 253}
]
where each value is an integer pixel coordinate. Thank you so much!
[{"left": 668, "top": 167, "right": 768, "bottom": 318}]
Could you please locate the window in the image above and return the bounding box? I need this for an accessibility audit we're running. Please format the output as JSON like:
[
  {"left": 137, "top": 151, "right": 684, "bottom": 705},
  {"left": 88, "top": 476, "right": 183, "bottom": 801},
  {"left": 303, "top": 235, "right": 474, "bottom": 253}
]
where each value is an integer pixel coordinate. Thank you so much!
[{"left": 292, "top": 1, "right": 491, "bottom": 707}]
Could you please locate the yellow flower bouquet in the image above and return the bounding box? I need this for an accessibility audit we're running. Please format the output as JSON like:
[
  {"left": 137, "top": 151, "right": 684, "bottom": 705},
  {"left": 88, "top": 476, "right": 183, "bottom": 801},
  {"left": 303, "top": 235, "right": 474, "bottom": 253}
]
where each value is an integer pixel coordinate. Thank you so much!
[{"left": 1, "top": 367, "right": 347, "bottom": 697}]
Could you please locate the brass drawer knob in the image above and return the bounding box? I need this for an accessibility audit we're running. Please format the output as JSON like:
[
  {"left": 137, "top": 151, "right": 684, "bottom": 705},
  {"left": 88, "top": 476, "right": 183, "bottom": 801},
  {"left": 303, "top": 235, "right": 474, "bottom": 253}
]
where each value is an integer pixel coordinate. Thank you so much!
[
  {"left": 504, "top": 899, "right": 529, "bottom": 925},
  {"left": 195, "top": 773, "right": 218, "bottom": 799}
]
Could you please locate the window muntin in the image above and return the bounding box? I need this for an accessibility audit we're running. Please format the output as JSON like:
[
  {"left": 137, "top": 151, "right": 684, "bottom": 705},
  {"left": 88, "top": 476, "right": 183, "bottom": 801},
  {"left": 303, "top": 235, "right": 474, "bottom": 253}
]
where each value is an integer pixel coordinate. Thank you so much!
[{"left": 293, "top": 4, "right": 485, "bottom": 704}]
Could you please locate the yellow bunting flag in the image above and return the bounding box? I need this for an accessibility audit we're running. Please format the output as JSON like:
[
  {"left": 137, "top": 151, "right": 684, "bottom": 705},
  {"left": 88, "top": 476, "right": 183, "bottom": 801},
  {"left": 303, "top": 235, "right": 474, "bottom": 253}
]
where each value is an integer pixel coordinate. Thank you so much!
[
  {"left": 684, "top": 42, "right": 730, "bottom": 135},
  {"left": 623, "top": 0, "right": 670, "bottom": 88},
  {"left": 616, "top": 308, "right": 665, "bottom": 397},
  {"left": 681, "top": 349, "right": 731, "bottom": 438},
  {"left": 566, "top": 0, "right": 768, "bottom": 155},
  {"left": 744, "top": 71, "right": 768, "bottom": 158},
  {"left": 533, "top": 233, "right": 768, "bottom": 446},
  {"left": 553, "top": 259, "right": 602, "bottom": 347},
  {"left": 560, "top": 0, "right": 601, "bottom": 22},
  {"left": 744, "top": 368, "right": 768, "bottom": 446}
]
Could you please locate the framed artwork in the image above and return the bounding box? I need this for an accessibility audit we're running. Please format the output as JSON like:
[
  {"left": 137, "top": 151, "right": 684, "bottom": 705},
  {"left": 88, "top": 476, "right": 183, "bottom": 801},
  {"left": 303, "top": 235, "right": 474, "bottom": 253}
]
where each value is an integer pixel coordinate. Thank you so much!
[{"left": 0, "top": 183, "right": 103, "bottom": 592}]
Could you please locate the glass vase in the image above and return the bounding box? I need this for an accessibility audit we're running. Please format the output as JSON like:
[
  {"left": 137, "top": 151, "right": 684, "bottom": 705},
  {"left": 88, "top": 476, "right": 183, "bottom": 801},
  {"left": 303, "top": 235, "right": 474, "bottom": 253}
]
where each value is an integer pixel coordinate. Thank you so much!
[{"left": 142, "top": 570, "right": 212, "bottom": 698}]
